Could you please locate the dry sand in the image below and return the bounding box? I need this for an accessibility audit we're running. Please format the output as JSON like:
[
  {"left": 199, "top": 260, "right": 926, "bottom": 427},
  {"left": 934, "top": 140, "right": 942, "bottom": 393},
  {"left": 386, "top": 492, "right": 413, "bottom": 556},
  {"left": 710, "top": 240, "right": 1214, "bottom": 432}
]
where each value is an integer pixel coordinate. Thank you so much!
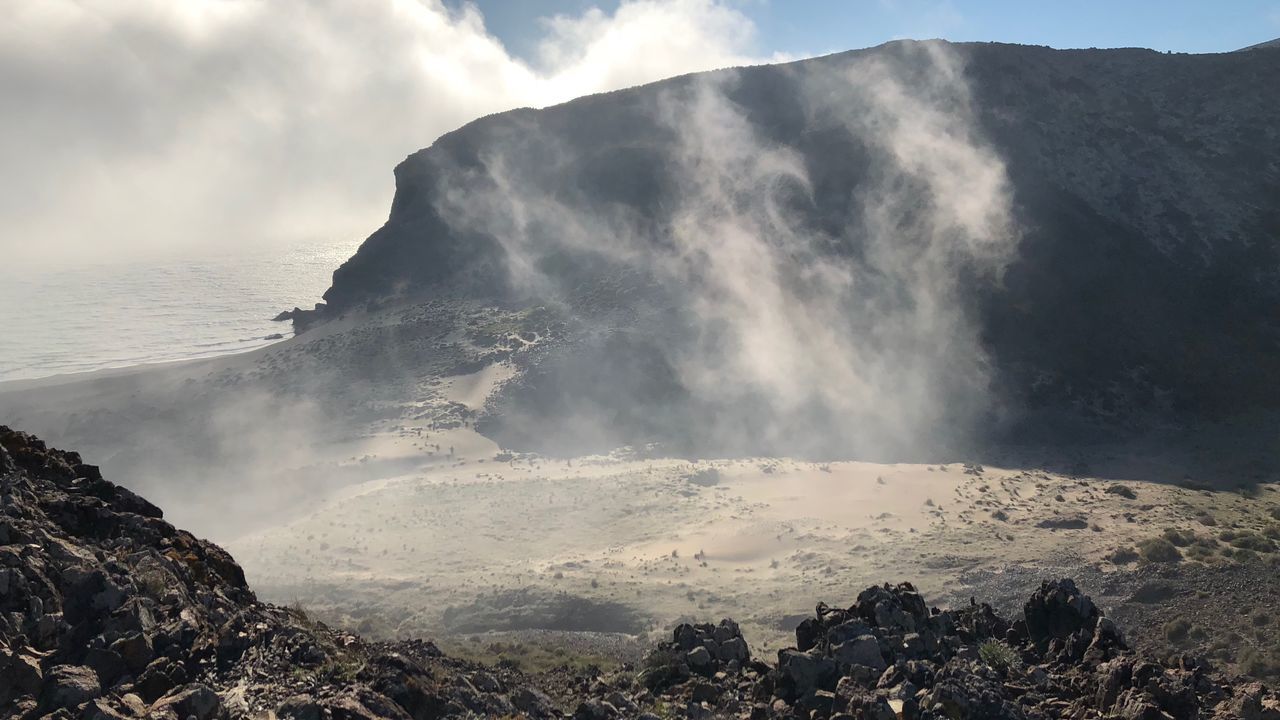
[{"left": 222, "top": 359, "right": 1278, "bottom": 653}]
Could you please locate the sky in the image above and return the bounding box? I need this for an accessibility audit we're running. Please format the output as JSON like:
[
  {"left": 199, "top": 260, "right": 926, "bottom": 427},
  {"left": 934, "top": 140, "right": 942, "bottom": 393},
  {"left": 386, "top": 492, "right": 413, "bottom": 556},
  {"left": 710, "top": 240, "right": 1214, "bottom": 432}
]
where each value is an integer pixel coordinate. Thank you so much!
[
  {"left": 469, "top": 0, "right": 1280, "bottom": 60},
  {"left": 2, "top": 0, "right": 1277, "bottom": 268}
]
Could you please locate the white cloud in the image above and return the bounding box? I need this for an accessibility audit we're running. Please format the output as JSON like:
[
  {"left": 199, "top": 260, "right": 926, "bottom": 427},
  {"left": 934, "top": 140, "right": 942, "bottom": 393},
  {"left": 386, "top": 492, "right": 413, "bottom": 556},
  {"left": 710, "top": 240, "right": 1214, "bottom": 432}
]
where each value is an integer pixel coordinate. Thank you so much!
[{"left": 0, "top": 0, "right": 774, "bottom": 267}]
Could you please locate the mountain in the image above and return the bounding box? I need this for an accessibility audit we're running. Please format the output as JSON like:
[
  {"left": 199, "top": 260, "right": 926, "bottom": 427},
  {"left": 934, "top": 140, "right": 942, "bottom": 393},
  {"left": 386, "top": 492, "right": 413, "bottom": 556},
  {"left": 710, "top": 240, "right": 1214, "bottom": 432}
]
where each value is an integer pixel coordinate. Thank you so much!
[
  {"left": 288, "top": 40, "right": 1280, "bottom": 457},
  {"left": 1239, "top": 38, "right": 1280, "bottom": 51}
]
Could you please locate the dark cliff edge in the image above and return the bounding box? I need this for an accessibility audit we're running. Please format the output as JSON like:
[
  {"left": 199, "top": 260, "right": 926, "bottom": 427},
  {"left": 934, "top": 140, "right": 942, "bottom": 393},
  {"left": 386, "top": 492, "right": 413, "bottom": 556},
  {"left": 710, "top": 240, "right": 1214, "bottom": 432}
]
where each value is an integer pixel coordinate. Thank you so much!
[
  {"left": 285, "top": 40, "right": 1280, "bottom": 455},
  {"left": 5, "top": 426, "right": 1280, "bottom": 718}
]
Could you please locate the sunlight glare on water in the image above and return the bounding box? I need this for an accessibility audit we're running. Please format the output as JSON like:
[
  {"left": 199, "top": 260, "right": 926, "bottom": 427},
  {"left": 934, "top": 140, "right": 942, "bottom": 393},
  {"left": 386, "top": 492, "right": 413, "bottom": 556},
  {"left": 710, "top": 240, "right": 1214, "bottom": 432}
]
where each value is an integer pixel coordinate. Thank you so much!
[{"left": 0, "top": 239, "right": 360, "bottom": 382}]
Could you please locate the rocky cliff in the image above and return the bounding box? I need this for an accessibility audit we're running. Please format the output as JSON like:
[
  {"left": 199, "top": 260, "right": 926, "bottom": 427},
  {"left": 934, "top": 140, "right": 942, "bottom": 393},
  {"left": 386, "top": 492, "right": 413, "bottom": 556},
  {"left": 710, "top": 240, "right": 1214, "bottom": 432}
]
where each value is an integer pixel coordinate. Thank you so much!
[
  {"left": 4, "top": 426, "right": 1280, "bottom": 719},
  {"left": 288, "top": 40, "right": 1280, "bottom": 456}
]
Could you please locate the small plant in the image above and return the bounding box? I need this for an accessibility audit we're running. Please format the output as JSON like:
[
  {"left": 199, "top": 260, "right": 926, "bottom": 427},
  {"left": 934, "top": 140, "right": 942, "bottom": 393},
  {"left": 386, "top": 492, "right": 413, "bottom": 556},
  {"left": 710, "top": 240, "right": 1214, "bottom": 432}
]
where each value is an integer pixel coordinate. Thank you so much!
[
  {"left": 1106, "top": 484, "right": 1137, "bottom": 499},
  {"left": 288, "top": 599, "right": 317, "bottom": 626},
  {"left": 1185, "top": 543, "right": 1216, "bottom": 561},
  {"left": 1161, "top": 528, "right": 1196, "bottom": 547},
  {"left": 1239, "top": 648, "right": 1278, "bottom": 678},
  {"left": 978, "top": 640, "right": 1017, "bottom": 672},
  {"left": 1105, "top": 547, "right": 1140, "bottom": 564},
  {"left": 1230, "top": 532, "right": 1275, "bottom": 553},
  {"left": 1137, "top": 537, "right": 1182, "bottom": 563},
  {"left": 1163, "top": 617, "right": 1192, "bottom": 643}
]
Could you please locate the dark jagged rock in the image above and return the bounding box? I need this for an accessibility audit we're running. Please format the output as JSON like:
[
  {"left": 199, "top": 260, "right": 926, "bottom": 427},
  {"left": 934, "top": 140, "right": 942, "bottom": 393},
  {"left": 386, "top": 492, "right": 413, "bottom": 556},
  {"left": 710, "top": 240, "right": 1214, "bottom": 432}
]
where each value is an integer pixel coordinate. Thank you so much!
[
  {"left": 0, "top": 427, "right": 583, "bottom": 719},
  {"left": 4, "top": 426, "right": 1279, "bottom": 719},
  {"left": 641, "top": 579, "right": 1280, "bottom": 719}
]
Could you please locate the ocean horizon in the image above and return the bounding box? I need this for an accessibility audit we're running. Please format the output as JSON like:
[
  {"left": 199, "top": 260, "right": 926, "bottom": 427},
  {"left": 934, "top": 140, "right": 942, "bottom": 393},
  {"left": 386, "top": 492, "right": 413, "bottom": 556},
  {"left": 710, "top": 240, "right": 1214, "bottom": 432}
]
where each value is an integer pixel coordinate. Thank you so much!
[{"left": 0, "top": 238, "right": 360, "bottom": 383}]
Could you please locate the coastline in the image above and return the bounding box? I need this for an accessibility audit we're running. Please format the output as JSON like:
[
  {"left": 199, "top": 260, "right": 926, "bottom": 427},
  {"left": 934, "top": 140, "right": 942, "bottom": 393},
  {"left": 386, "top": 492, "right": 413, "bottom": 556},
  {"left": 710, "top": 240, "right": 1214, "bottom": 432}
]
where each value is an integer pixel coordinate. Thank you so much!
[{"left": 0, "top": 337, "right": 288, "bottom": 393}]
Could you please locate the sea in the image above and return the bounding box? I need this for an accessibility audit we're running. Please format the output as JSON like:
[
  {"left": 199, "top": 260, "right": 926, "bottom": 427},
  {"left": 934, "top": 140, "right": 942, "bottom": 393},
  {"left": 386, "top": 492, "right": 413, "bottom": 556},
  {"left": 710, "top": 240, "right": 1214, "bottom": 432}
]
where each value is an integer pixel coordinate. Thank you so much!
[{"left": 0, "top": 238, "right": 361, "bottom": 383}]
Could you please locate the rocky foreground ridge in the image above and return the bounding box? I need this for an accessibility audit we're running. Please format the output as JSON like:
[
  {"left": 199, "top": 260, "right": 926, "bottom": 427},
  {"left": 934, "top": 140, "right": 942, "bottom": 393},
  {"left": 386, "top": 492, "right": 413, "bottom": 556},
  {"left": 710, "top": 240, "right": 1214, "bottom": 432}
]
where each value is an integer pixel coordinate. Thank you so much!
[{"left": 3, "top": 426, "right": 1280, "bottom": 719}]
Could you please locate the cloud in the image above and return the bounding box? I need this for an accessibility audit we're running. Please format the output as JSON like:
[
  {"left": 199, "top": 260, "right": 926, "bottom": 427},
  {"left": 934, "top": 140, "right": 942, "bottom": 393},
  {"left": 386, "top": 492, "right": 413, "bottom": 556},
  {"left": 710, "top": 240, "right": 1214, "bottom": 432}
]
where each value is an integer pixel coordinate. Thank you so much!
[{"left": 0, "top": 0, "right": 775, "bottom": 267}]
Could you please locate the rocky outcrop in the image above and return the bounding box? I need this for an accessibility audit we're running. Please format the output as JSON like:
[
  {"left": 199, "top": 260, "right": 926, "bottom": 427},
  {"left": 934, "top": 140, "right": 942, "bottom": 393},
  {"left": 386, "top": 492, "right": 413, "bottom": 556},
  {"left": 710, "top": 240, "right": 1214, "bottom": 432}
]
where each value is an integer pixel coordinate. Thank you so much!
[
  {"left": 639, "top": 579, "right": 1271, "bottom": 719},
  {"left": 3, "top": 426, "right": 1279, "bottom": 718},
  {"left": 0, "top": 427, "right": 572, "bottom": 719}
]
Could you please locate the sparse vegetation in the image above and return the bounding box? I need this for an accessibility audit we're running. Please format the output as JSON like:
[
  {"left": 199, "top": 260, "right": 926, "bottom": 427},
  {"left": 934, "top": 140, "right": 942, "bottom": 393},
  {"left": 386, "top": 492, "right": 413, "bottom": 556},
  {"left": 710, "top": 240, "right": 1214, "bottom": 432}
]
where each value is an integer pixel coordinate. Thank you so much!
[
  {"left": 442, "top": 638, "right": 622, "bottom": 674},
  {"left": 1137, "top": 537, "right": 1182, "bottom": 563},
  {"left": 1106, "top": 485, "right": 1137, "bottom": 500},
  {"left": 685, "top": 468, "right": 720, "bottom": 487},
  {"left": 978, "top": 639, "right": 1017, "bottom": 672},
  {"left": 1163, "top": 617, "right": 1193, "bottom": 643},
  {"left": 1226, "top": 531, "right": 1274, "bottom": 553},
  {"left": 1239, "top": 648, "right": 1279, "bottom": 678},
  {"left": 1162, "top": 528, "right": 1196, "bottom": 547},
  {"left": 1105, "top": 546, "right": 1140, "bottom": 564}
]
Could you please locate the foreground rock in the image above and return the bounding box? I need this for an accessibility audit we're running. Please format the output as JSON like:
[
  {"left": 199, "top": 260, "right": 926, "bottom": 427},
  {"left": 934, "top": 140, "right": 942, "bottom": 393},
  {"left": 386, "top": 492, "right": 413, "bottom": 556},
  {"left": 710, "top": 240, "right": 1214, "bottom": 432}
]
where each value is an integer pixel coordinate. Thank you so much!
[
  {"left": 0, "top": 427, "right": 563, "bottom": 719},
  {"left": 637, "top": 578, "right": 1279, "bottom": 719},
  {"left": 4, "top": 425, "right": 1280, "bottom": 719}
]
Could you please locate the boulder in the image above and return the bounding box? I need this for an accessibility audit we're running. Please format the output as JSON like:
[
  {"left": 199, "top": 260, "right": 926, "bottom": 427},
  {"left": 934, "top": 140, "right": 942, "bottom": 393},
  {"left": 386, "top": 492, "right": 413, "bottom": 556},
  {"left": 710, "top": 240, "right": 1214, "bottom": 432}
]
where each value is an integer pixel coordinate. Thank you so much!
[
  {"left": 686, "top": 645, "right": 713, "bottom": 672},
  {"left": 0, "top": 647, "right": 44, "bottom": 701},
  {"left": 833, "top": 635, "right": 887, "bottom": 671},
  {"left": 718, "top": 636, "right": 750, "bottom": 663},
  {"left": 777, "top": 649, "right": 838, "bottom": 700},
  {"left": 110, "top": 632, "right": 154, "bottom": 675},
  {"left": 1023, "top": 578, "right": 1099, "bottom": 643},
  {"left": 511, "top": 687, "right": 557, "bottom": 718},
  {"left": 41, "top": 664, "right": 101, "bottom": 710},
  {"left": 150, "top": 684, "right": 222, "bottom": 720}
]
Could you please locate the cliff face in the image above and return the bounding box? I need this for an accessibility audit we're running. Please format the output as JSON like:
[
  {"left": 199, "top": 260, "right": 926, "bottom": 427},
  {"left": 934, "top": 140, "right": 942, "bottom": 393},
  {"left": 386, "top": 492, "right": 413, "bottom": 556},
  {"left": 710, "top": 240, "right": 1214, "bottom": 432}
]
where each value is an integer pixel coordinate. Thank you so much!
[{"left": 300, "top": 41, "right": 1280, "bottom": 454}]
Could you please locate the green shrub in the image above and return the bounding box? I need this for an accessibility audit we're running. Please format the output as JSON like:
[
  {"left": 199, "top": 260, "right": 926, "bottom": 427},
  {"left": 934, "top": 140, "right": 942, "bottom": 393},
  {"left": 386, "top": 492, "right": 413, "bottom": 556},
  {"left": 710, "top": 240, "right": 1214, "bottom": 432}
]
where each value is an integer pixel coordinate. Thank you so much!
[
  {"left": 1228, "top": 547, "right": 1261, "bottom": 562},
  {"left": 1137, "top": 537, "right": 1182, "bottom": 563},
  {"left": 1230, "top": 532, "right": 1274, "bottom": 552},
  {"left": 1163, "top": 617, "right": 1192, "bottom": 643},
  {"left": 1105, "top": 547, "right": 1140, "bottom": 564},
  {"left": 1239, "top": 649, "right": 1278, "bottom": 678},
  {"left": 978, "top": 640, "right": 1018, "bottom": 672},
  {"left": 1162, "top": 528, "right": 1196, "bottom": 547},
  {"left": 1185, "top": 543, "right": 1216, "bottom": 561}
]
